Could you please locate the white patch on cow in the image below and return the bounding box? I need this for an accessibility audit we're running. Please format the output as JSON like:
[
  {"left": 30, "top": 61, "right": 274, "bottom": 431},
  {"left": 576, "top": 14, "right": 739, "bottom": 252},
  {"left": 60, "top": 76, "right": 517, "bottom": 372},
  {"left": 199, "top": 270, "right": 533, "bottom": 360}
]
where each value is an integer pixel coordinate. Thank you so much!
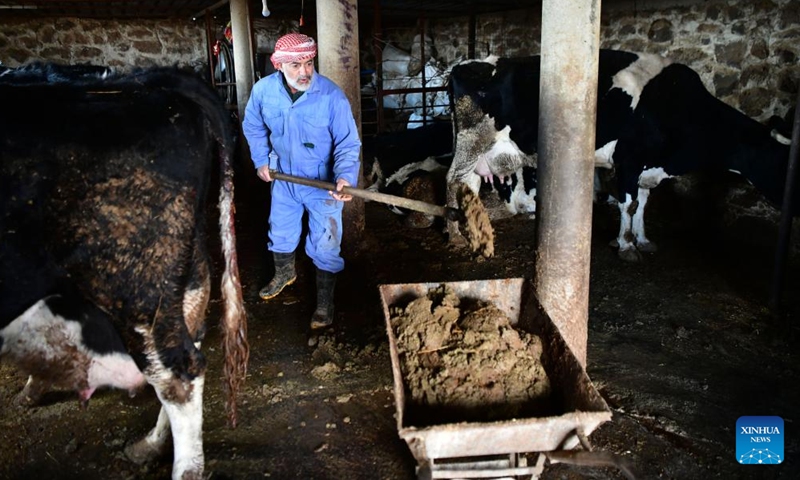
[
  {"left": 1, "top": 296, "right": 144, "bottom": 395},
  {"left": 0, "top": 298, "right": 82, "bottom": 358},
  {"left": 616, "top": 168, "right": 672, "bottom": 260},
  {"left": 631, "top": 187, "right": 651, "bottom": 246},
  {"left": 617, "top": 193, "right": 637, "bottom": 254},
  {"left": 482, "top": 54, "right": 500, "bottom": 67},
  {"left": 771, "top": 129, "right": 792, "bottom": 145},
  {"left": 638, "top": 166, "right": 671, "bottom": 189},
  {"left": 160, "top": 376, "right": 205, "bottom": 480},
  {"left": 474, "top": 125, "right": 527, "bottom": 179},
  {"left": 88, "top": 353, "right": 145, "bottom": 393},
  {"left": 594, "top": 139, "right": 617, "bottom": 169},
  {"left": 385, "top": 156, "right": 447, "bottom": 187},
  {"left": 611, "top": 53, "right": 672, "bottom": 110},
  {"left": 507, "top": 181, "right": 536, "bottom": 217}
]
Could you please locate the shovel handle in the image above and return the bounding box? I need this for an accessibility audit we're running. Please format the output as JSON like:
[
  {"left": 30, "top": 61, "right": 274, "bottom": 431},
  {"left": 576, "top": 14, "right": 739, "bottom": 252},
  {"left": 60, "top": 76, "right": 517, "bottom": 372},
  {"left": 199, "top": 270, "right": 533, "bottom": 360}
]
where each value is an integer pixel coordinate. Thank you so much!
[{"left": 269, "top": 170, "right": 463, "bottom": 221}]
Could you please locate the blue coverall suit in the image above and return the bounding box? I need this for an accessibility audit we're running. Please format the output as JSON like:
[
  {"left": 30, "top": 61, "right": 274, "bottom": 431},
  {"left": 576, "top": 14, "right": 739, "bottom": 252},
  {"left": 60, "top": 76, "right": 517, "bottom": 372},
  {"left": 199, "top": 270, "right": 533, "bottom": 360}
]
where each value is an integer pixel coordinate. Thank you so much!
[{"left": 242, "top": 71, "right": 361, "bottom": 274}]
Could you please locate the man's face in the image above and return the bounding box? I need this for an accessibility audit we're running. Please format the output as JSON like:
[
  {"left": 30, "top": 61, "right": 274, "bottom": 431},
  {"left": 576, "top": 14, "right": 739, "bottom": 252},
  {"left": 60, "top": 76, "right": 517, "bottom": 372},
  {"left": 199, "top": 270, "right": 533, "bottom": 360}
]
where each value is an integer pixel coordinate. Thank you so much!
[{"left": 280, "top": 59, "right": 315, "bottom": 92}]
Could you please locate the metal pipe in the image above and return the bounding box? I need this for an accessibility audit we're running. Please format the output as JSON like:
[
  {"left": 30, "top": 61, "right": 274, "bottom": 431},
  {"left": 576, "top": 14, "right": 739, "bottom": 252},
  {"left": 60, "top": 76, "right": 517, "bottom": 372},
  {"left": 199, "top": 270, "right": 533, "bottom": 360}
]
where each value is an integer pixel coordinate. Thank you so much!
[
  {"left": 373, "top": 0, "right": 385, "bottom": 133},
  {"left": 204, "top": 11, "right": 216, "bottom": 90},
  {"left": 535, "top": 0, "right": 602, "bottom": 368},
  {"left": 229, "top": 0, "right": 255, "bottom": 121}
]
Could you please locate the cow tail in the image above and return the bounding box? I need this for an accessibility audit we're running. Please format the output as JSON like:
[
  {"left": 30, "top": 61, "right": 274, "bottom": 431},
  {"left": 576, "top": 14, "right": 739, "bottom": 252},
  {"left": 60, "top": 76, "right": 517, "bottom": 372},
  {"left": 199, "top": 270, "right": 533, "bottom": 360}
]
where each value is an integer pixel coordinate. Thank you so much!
[
  {"left": 191, "top": 70, "right": 249, "bottom": 429},
  {"left": 218, "top": 138, "right": 249, "bottom": 428}
]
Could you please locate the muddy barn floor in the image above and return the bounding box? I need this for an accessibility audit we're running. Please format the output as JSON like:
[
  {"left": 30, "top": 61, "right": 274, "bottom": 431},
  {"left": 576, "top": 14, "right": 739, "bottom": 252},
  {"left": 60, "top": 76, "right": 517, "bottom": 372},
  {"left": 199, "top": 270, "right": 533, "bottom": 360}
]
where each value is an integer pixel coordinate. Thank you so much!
[{"left": 1, "top": 170, "right": 799, "bottom": 480}]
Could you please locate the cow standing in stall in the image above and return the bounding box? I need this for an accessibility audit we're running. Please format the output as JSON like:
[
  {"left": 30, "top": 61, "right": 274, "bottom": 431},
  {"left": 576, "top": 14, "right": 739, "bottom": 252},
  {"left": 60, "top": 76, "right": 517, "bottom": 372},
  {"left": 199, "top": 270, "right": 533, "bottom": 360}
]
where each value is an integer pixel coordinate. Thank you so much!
[
  {"left": 0, "top": 64, "right": 248, "bottom": 480},
  {"left": 447, "top": 50, "right": 793, "bottom": 261}
]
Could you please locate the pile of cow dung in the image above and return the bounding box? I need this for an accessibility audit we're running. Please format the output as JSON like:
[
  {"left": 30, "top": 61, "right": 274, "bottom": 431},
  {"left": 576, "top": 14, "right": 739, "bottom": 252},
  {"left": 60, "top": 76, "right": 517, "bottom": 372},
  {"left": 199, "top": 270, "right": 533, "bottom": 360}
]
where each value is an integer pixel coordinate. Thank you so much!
[
  {"left": 390, "top": 285, "right": 552, "bottom": 426},
  {"left": 457, "top": 184, "right": 495, "bottom": 258}
]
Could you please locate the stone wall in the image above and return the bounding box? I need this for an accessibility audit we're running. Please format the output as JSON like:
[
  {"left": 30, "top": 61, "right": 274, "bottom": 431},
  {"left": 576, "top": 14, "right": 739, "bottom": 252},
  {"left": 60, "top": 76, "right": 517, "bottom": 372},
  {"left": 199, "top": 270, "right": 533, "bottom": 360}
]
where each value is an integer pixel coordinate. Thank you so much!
[
  {"left": 0, "top": 17, "right": 208, "bottom": 72},
  {"left": 0, "top": 15, "right": 303, "bottom": 79},
  {"left": 1, "top": 1, "right": 796, "bottom": 121},
  {"left": 400, "top": 0, "right": 799, "bottom": 123}
]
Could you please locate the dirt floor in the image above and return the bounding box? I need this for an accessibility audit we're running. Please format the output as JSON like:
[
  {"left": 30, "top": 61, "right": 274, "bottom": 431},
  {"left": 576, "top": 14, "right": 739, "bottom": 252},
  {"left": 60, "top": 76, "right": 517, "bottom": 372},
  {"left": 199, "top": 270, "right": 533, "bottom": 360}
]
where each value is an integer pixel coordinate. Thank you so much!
[{"left": 1, "top": 169, "right": 800, "bottom": 480}]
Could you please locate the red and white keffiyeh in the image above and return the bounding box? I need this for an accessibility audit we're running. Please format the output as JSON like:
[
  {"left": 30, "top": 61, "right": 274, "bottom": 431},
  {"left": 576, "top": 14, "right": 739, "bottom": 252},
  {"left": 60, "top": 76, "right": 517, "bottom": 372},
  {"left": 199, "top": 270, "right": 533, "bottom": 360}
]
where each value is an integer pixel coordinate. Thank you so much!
[{"left": 270, "top": 33, "right": 317, "bottom": 69}]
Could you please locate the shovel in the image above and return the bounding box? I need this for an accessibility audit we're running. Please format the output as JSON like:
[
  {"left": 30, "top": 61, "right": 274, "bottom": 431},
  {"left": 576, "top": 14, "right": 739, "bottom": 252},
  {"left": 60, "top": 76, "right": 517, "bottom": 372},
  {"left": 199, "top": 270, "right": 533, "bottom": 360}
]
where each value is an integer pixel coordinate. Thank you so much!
[{"left": 268, "top": 170, "right": 464, "bottom": 222}]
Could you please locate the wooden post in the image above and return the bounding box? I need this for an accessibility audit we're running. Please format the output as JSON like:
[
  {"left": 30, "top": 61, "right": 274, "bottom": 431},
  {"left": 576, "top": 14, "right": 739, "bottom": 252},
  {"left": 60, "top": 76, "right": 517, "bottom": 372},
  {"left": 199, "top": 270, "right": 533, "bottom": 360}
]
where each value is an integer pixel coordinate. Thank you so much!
[{"left": 535, "top": 0, "right": 602, "bottom": 368}]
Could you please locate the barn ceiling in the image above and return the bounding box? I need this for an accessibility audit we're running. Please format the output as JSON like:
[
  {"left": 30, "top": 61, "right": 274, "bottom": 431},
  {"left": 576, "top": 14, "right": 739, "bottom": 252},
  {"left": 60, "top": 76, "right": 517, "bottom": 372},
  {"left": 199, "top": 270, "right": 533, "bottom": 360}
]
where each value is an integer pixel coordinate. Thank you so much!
[{"left": 0, "top": 0, "right": 545, "bottom": 22}]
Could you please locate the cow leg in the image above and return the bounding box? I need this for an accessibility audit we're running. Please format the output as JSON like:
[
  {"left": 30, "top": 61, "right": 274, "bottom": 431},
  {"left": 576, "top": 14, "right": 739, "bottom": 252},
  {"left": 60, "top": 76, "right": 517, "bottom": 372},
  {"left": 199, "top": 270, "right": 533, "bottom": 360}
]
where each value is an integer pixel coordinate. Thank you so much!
[
  {"left": 125, "top": 405, "right": 171, "bottom": 464},
  {"left": 126, "top": 376, "right": 205, "bottom": 480},
  {"left": 160, "top": 376, "right": 205, "bottom": 480},
  {"left": 130, "top": 337, "right": 205, "bottom": 480},
  {"left": 632, "top": 187, "right": 657, "bottom": 253},
  {"left": 14, "top": 375, "right": 51, "bottom": 407},
  {"left": 615, "top": 193, "right": 642, "bottom": 262},
  {"left": 125, "top": 329, "right": 206, "bottom": 474}
]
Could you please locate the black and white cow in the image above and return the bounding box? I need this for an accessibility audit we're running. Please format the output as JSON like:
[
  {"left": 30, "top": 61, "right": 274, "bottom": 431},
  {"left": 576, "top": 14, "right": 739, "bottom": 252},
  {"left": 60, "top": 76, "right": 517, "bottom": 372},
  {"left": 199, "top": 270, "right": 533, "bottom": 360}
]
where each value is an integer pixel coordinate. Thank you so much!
[
  {"left": 364, "top": 121, "right": 536, "bottom": 227},
  {"left": 0, "top": 63, "right": 248, "bottom": 479},
  {"left": 447, "top": 50, "right": 794, "bottom": 261}
]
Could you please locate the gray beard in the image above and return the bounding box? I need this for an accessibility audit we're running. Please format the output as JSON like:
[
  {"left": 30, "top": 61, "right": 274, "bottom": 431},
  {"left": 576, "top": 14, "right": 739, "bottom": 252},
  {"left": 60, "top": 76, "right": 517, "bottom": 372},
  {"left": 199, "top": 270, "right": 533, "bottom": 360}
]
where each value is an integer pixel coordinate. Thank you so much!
[{"left": 284, "top": 70, "right": 314, "bottom": 92}]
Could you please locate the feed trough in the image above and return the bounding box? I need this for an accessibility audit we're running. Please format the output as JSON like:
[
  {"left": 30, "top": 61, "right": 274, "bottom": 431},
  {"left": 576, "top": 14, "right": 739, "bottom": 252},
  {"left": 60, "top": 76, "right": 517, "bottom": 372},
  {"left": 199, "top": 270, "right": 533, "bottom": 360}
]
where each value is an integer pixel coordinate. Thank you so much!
[{"left": 379, "top": 278, "right": 614, "bottom": 479}]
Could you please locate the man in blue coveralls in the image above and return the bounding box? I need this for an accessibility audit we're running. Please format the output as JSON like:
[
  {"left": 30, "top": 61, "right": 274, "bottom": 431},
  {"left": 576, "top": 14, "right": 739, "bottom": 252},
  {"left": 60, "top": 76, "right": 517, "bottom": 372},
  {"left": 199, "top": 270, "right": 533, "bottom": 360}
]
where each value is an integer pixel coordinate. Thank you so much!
[{"left": 243, "top": 33, "right": 361, "bottom": 330}]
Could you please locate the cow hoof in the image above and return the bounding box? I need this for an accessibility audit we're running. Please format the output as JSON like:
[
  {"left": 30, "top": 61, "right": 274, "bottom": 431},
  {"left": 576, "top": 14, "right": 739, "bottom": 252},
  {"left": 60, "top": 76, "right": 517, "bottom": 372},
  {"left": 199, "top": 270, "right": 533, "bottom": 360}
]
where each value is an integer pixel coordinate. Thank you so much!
[
  {"left": 637, "top": 241, "right": 658, "bottom": 253},
  {"left": 608, "top": 238, "right": 620, "bottom": 249},
  {"left": 177, "top": 468, "right": 204, "bottom": 480},
  {"left": 124, "top": 438, "right": 165, "bottom": 465},
  {"left": 618, "top": 247, "right": 642, "bottom": 262},
  {"left": 13, "top": 391, "right": 39, "bottom": 408},
  {"left": 448, "top": 233, "right": 469, "bottom": 249}
]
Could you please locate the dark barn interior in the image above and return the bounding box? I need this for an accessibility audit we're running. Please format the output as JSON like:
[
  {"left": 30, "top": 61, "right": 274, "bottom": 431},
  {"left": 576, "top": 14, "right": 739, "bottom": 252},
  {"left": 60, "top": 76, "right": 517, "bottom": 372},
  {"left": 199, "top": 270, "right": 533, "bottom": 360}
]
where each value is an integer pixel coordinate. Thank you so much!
[{"left": 1, "top": 1, "right": 799, "bottom": 479}]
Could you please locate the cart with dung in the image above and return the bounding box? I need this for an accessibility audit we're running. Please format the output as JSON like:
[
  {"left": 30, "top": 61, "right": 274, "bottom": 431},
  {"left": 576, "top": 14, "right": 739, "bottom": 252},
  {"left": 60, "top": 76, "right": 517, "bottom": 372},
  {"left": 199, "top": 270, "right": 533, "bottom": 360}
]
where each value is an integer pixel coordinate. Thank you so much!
[{"left": 379, "top": 278, "right": 633, "bottom": 479}]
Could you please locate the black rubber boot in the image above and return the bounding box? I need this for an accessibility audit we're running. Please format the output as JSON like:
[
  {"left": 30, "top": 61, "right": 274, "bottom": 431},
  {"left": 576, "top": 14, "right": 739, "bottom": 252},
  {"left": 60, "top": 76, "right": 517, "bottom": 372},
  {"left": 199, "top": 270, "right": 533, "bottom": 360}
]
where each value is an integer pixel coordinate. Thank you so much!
[
  {"left": 259, "top": 252, "right": 297, "bottom": 300},
  {"left": 310, "top": 269, "right": 336, "bottom": 330}
]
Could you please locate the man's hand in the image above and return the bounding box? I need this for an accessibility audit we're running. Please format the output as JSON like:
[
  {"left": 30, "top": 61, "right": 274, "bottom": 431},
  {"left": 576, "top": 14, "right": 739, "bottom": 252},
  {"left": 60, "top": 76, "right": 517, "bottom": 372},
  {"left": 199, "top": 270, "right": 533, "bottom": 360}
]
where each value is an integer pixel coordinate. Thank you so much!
[
  {"left": 257, "top": 165, "right": 273, "bottom": 182},
  {"left": 330, "top": 178, "right": 353, "bottom": 202}
]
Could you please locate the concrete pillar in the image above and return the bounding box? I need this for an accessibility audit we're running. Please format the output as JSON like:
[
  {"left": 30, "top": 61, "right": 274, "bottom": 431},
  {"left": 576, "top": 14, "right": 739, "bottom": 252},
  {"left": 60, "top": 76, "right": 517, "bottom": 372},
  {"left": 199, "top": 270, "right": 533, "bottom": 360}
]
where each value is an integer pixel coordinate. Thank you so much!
[
  {"left": 229, "top": 0, "right": 255, "bottom": 122},
  {"left": 535, "top": 0, "right": 602, "bottom": 368},
  {"left": 316, "top": 0, "right": 365, "bottom": 253}
]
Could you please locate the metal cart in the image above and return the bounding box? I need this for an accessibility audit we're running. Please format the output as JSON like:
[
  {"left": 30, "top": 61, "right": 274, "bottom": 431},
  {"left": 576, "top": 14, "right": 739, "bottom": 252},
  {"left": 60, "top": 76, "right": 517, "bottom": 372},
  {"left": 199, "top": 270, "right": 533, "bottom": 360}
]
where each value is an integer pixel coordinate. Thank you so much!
[{"left": 379, "top": 278, "right": 618, "bottom": 479}]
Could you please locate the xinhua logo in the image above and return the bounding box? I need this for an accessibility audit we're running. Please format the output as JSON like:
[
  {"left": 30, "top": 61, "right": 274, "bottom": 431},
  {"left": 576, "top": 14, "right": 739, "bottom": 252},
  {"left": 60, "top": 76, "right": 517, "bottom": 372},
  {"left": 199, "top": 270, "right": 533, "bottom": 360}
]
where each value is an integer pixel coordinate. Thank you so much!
[{"left": 736, "top": 416, "right": 784, "bottom": 465}]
